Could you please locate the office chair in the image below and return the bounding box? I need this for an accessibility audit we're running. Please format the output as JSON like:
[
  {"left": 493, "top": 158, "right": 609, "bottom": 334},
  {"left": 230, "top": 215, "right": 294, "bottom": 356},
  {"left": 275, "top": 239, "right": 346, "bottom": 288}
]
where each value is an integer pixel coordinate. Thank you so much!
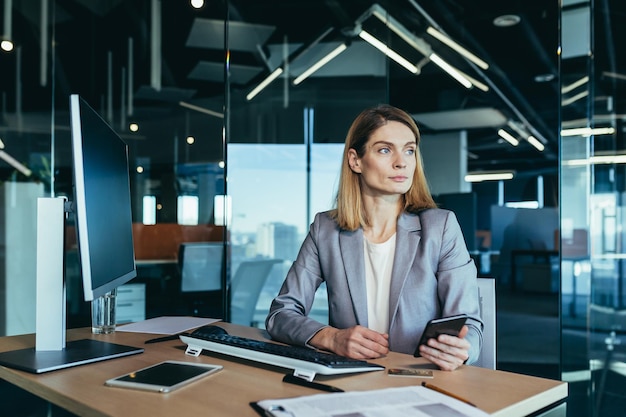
[
  {"left": 475, "top": 277, "right": 497, "bottom": 369},
  {"left": 178, "top": 242, "right": 224, "bottom": 316},
  {"left": 230, "top": 259, "right": 282, "bottom": 326}
]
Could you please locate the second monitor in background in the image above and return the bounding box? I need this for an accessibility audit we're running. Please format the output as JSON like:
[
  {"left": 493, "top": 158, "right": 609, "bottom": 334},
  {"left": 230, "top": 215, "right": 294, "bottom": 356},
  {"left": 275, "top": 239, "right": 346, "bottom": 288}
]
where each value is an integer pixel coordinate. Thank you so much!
[
  {"left": 179, "top": 242, "right": 225, "bottom": 317},
  {"left": 179, "top": 242, "right": 224, "bottom": 292}
]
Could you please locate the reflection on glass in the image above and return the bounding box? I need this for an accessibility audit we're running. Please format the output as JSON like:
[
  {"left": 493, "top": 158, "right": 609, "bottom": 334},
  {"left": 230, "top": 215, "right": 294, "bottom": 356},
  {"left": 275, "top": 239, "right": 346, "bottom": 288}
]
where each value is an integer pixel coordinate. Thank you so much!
[
  {"left": 143, "top": 196, "right": 156, "bottom": 225},
  {"left": 228, "top": 143, "right": 343, "bottom": 327},
  {"left": 177, "top": 195, "right": 199, "bottom": 225}
]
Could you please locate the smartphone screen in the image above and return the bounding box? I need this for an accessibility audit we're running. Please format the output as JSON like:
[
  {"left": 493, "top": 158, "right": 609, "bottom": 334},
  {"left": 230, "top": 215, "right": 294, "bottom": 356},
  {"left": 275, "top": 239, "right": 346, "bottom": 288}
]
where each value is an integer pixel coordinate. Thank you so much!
[
  {"left": 105, "top": 361, "right": 222, "bottom": 393},
  {"left": 413, "top": 314, "right": 468, "bottom": 357}
]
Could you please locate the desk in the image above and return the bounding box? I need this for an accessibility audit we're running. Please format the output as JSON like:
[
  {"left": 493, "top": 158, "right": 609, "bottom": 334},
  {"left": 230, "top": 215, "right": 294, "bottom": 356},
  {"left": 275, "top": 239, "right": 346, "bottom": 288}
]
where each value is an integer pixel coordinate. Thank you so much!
[{"left": 0, "top": 324, "right": 567, "bottom": 417}]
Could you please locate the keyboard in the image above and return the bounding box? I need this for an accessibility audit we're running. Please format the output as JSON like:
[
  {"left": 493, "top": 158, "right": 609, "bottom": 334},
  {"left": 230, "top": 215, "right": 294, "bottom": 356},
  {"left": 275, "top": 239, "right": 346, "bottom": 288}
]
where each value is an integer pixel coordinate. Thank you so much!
[{"left": 180, "top": 326, "right": 385, "bottom": 379}]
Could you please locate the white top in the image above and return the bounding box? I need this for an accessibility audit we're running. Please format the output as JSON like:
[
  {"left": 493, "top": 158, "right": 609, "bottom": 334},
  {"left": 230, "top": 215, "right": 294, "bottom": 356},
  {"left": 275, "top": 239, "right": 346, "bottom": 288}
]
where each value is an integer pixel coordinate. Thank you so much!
[{"left": 364, "top": 234, "right": 395, "bottom": 333}]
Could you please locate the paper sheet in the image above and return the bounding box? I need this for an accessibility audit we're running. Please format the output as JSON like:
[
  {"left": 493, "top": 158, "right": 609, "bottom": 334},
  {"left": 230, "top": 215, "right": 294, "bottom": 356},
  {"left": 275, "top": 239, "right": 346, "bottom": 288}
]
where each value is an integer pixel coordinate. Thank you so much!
[
  {"left": 254, "top": 385, "right": 489, "bottom": 417},
  {"left": 116, "top": 316, "right": 221, "bottom": 334}
]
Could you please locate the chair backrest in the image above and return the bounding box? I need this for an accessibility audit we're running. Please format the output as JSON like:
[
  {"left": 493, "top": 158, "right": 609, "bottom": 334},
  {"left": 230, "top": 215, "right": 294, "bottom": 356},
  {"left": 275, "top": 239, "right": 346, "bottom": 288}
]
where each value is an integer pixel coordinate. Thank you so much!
[
  {"left": 179, "top": 242, "right": 224, "bottom": 293},
  {"left": 230, "top": 259, "right": 282, "bottom": 326},
  {"left": 475, "top": 277, "right": 497, "bottom": 369}
]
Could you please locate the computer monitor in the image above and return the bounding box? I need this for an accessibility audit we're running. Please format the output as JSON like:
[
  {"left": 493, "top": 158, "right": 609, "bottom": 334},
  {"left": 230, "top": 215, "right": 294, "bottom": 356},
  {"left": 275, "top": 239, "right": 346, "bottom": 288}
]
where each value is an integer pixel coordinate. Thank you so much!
[
  {"left": 179, "top": 242, "right": 224, "bottom": 293},
  {"left": 0, "top": 95, "right": 143, "bottom": 373},
  {"left": 71, "top": 94, "right": 137, "bottom": 301}
]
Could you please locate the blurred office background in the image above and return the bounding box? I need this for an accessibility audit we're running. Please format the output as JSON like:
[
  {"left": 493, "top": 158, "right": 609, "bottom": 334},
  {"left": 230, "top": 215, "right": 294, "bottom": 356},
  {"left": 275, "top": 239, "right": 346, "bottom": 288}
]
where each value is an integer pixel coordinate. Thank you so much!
[{"left": 0, "top": 1, "right": 624, "bottom": 416}]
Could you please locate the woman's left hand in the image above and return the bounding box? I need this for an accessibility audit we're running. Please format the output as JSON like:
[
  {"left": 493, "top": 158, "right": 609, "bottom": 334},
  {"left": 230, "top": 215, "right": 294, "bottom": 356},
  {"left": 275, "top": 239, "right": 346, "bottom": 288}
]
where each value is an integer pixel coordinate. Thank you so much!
[{"left": 418, "top": 325, "right": 471, "bottom": 371}]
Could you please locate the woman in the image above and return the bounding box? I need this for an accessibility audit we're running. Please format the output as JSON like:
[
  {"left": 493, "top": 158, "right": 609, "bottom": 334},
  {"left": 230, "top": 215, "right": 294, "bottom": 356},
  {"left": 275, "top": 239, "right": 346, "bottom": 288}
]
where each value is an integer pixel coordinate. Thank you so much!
[{"left": 265, "top": 104, "right": 482, "bottom": 371}]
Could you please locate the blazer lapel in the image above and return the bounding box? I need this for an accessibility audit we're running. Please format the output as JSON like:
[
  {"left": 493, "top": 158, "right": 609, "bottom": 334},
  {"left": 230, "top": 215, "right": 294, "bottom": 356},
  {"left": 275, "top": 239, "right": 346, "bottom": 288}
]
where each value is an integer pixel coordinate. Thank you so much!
[
  {"left": 388, "top": 212, "right": 422, "bottom": 328},
  {"left": 339, "top": 228, "right": 368, "bottom": 326}
]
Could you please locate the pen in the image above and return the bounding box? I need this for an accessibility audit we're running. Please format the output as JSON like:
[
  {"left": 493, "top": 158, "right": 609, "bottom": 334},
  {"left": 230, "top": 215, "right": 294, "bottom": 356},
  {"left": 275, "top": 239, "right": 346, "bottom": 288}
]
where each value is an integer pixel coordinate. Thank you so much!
[
  {"left": 282, "top": 374, "right": 344, "bottom": 393},
  {"left": 144, "top": 333, "right": 188, "bottom": 344},
  {"left": 421, "top": 381, "right": 476, "bottom": 407}
]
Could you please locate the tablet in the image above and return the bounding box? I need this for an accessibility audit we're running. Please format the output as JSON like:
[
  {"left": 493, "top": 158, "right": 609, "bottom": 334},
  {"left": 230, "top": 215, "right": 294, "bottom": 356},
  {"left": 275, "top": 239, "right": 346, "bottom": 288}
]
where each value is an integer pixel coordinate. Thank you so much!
[
  {"left": 413, "top": 314, "right": 468, "bottom": 357},
  {"left": 105, "top": 360, "right": 222, "bottom": 393}
]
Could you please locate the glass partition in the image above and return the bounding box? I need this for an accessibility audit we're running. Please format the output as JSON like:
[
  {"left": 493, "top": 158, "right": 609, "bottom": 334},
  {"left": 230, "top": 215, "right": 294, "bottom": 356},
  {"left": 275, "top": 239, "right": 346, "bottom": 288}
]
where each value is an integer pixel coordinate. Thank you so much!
[
  {"left": 13, "top": 6, "right": 626, "bottom": 415},
  {"left": 561, "top": 1, "right": 626, "bottom": 415}
]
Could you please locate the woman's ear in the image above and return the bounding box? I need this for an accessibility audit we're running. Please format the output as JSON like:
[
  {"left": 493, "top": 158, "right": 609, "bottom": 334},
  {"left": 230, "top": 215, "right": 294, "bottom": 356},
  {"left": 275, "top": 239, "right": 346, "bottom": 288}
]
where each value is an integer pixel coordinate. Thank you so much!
[{"left": 348, "top": 149, "right": 361, "bottom": 173}]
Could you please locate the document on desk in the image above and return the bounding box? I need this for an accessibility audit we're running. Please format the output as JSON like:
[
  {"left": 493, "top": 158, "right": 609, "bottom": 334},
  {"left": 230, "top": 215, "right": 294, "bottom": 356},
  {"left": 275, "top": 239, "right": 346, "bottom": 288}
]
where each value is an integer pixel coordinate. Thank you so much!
[
  {"left": 116, "top": 316, "right": 220, "bottom": 334},
  {"left": 253, "top": 385, "right": 489, "bottom": 417}
]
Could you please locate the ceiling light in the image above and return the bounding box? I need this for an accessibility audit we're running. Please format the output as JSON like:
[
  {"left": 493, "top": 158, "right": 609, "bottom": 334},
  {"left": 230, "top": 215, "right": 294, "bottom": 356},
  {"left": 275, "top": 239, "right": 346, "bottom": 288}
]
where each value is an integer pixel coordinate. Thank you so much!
[
  {"left": 293, "top": 43, "right": 348, "bottom": 85},
  {"left": 0, "top": 150, "right": 32, "bottom": 177},
  {"left": 358, "top": 30, "right": 419, "bottom": 73},
  {"left": 602, "top": 71, "right": 626, "bottom": 81},
  {"left": 3, "top": 0, "right": 13, "bottom": 52},
  {"left": 246, "top": 67, "right": 284, "bottom": 101},
  {"left": 455, "top": 68, "right": 489, "bottom": 91},
  {"left": 369, "top": 5, "right": 477, "bottom": 90},
  {"left": 429, "top": 53, "right": 472, "bottom": 88},
  {"left": 565, "top": 154, "right": 626, "bottom": 166},
  {"left": 426, "top": 27, "right": 489, "bottom": 70},
  {"left": 497, "top": 129, "right": 519, "bottom": 146},
  {"left": 506, "top": 120, "right": 545, "bottom": 152},
  {"left": 493, "top": 15, "right": 521, "bottom": 27},
  {"left": 561, "top": 127, "right": 616, "bottom": 137},
  {"left": 527, "top": 136, "right": 545, "bottom": 151},
  {"left": 562, "top": 76, "right": 589, "bottom": 94},
  {"left": 190, "top": 0, "right": 204, "bottom": 8},
  {"left": 179, "top": 101, "right": 224, "bottom": 118},
  {"left": 534, "top": 73, "right": 555, "bottom": 83},
  {"left": 465, "top": 171, "right": 515, "bottom": 182},
  {"left": 1, "top": 40, "right": 13, "bottom": 52},
  {"left": 561, "top": 91, "right": 588, "bottom": 106}
]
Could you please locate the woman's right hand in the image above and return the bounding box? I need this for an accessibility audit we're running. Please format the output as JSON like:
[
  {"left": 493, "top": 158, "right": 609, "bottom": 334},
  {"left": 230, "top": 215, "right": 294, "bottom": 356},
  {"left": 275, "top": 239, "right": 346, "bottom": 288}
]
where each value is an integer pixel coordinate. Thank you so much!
[{"left": 309, "top": 325, "right": 389, "bottom": 359}]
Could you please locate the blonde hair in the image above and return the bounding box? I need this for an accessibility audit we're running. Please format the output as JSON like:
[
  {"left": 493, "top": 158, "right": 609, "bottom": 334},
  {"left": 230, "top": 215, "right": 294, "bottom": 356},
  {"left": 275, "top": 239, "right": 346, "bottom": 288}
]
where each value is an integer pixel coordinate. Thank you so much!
[{"left": 331, "top": 104, "right": 436, "bottom": 231}]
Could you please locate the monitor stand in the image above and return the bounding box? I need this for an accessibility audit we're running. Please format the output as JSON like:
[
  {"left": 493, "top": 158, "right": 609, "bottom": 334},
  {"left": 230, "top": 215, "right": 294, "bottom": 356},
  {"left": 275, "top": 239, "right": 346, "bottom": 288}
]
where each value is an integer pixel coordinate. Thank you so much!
[
  {"left": 0, "top": 198, "right": 143, "bottom": 374},
  {"left": 0, "top": 339, "right": 143, "bottom": 374}
]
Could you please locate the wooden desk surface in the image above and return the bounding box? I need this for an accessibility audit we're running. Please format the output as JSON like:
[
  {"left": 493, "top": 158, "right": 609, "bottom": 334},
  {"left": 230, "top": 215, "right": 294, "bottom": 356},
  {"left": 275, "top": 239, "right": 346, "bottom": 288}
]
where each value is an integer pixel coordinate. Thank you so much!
[{"left": 0, "top": 324, "right": 567, "bottom": 417}]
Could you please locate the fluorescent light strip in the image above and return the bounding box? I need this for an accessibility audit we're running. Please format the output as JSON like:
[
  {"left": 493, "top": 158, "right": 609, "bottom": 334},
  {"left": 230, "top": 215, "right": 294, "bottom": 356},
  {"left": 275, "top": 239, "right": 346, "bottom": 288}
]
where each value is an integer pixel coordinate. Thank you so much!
[
  {"left": 426, "top": 26, "right": 489, "bottom": 70},
  {"left": 603, "top": 71, "right": 626, "bottom": 81},
  {"left": 246, "top": 67, "right": 284, "bottom": 101},
  {"left": 358, "top": 30, "right": 419, "bottom": 73},
  {"left": 561, "top": 90, "right": 588, "bottom": 106},
  {"left": 456, "top": 68, "right": 489, "bottom": 91},
  {"left": 561, "top": 76, "right": 589, "bottom": 94},
  {"left": 371, "top": 7, "right": 430, "bottom": 56},
  {"left": 565, "top": 154, "right": 626, "bottom": 166},
  {"left": 370, "top": 6, "right": 476, "bottom": 90},
  {"left": 179, "top": 101, "right": 224, "bottom": 118},
  {"left": 429, "top": 53, "right": 472, "bottom": 88},
  {"left": 527, "top": 135, "right": 545, "bottom": 151},
  {"left": 0, "top": 150, "right": 32, "bottom": 177},
  {"left": 293, "top": 43, "right": 348, "bottom": 85},
  {"left": 465, "top": 172, "right": 514, "bottom": 182},
  {"left": 561, "top": 127, "right": 616, "bottom": 137},
  {"left": 497, "top": 129, "right": 519, "bottom": 146}
]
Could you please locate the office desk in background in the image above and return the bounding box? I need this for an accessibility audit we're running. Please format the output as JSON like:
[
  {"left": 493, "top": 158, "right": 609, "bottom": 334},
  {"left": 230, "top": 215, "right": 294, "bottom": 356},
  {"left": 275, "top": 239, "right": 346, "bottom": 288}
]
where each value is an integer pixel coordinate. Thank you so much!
[{"left": 0, "top": 324, "right": 567, "bottom": 417}]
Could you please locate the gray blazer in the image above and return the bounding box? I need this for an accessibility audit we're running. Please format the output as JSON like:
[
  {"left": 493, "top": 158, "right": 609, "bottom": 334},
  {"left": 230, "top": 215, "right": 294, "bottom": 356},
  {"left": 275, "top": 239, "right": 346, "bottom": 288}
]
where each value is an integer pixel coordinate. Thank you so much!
[{"left": 265, "top": 208, "right": 483, "bottom": 364}]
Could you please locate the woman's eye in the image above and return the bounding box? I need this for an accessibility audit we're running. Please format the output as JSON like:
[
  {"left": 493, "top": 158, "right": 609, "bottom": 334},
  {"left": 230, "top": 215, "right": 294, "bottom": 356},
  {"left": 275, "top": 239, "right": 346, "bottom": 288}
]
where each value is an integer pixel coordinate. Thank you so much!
[
  {"left": 406, "top": 148, "right": 415, "bottom": 155},
  {"left": 378, "top": 147, "right": 390, "bottom": 154}
]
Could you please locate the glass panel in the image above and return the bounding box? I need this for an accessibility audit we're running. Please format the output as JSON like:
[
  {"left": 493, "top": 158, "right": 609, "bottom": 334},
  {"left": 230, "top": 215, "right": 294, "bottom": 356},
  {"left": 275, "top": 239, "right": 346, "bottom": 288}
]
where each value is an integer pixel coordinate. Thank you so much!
[
  {"left": 561, "top": 1, "right": 626, "bottom": 415},
  {"left": 4, "top": 2, "right": 229, "bottom": 330},
  {"left": 224, "top": 1, "right": 388, "bottom": 327}
]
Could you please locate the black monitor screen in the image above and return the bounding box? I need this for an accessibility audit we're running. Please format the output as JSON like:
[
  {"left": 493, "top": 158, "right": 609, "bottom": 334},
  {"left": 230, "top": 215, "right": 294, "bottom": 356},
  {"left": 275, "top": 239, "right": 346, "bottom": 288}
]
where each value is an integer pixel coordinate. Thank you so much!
[{"left": 70, "top": 94, "right": 136, "bottom": 301}]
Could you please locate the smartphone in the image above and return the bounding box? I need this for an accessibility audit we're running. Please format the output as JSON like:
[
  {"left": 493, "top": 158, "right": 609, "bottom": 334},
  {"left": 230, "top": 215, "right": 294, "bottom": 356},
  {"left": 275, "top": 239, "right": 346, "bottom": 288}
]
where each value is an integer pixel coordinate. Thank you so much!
[
  {"left": 105, "top": 360, "right": 222, "bottom": 393},
  {"left": 413, "top": 314, "right": 468, "bottom": 357}
]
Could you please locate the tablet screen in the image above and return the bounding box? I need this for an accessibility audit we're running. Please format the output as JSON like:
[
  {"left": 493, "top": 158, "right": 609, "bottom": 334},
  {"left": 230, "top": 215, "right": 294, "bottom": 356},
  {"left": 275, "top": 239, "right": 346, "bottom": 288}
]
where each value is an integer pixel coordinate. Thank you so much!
[{"left": 106, "top": 361, "right": 222, "bottom": 392}]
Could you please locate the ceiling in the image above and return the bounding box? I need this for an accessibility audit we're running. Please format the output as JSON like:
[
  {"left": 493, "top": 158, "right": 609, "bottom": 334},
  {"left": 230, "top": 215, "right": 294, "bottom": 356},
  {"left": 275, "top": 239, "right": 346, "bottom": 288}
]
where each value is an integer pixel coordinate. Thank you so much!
[{"left": 3, "top": 0, "right": 626, "bottom": 179}]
